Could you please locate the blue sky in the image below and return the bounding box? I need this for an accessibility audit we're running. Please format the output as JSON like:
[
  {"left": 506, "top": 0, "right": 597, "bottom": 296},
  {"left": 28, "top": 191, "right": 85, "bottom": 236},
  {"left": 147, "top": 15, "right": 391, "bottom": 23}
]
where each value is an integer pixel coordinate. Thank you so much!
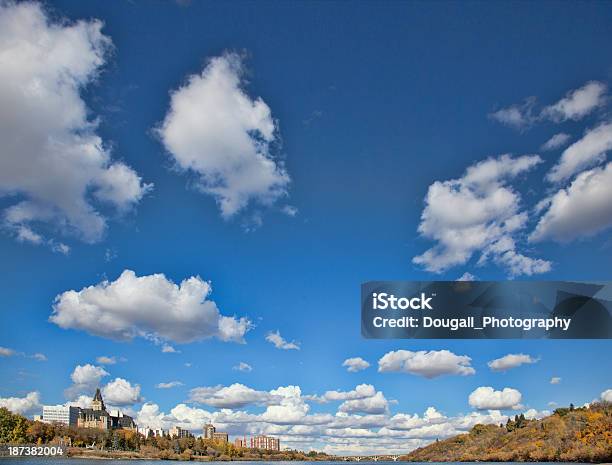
[{"left": 0, "top": 0, "right": 611, "bottom": 455}]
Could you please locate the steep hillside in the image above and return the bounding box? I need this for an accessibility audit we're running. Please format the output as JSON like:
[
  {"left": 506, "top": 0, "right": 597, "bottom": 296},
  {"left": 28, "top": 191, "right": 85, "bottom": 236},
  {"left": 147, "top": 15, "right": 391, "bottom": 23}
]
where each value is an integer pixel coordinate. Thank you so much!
[{"left": 402, "top": 401, "right": 611, "bottom": 462}]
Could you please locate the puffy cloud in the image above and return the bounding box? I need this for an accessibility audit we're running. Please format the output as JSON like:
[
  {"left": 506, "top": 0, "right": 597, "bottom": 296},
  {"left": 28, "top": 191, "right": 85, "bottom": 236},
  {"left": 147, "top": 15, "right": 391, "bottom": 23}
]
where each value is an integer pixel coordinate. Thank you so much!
[
  {"left": 523, "top": 408, "right": 551, "bottom": 420},
  {"left": 65, "top": 363, "right": 109, "bottom": 399},
  {"left": 132, "top": 395, "right": 509, "bottom": 456},
  {"left": 456, "top": 272, "right": 476, "bottom": 281},
  {"left": 468, "top": 386, "right": 522, "bottom": 410},
  {"left": 541, "top": 133, "right": 571, "bottom": 151},
  {"left": 136, "top": 402, "right": 167, "bottom": 430},
  {"left": 50, "top": 269, "right": 251, "bottom": 345},
  {"left": 388, "top": 407, "right": 447, "bottom": 431},
  {"left": 342, "top": 357, "right": 370, "bottom": 373},
  {"left": 233, "top": 362, "right": 253, "bottom": 372},
  {"left": 0, "top": 392, "right": 41, "bottom": 415},
  {"left": 550, "top": 377, "right": 562, "bottom": 385},
  {"left": 137, "top": 402, "right": 215, "bottom": 431},
  {"left": 547, "top": 122, "right": 612, "bottom": 183},
  {"left": 0, "top": 346, "right": 15, "bottom": 357},
  {"left": 531, "top": 162, "right": 612, "bottom": 242},
  {"left": 261, "top": 386, "right": 310, "bottom": 424},
  {"left": 161, "top": 344, "right": 179, "bottom": 353},
  {"left": 156, "top": 381, "right": 183, "bottom": 389},
  {"left": 338, "top": 392, "right": 389, "bottom": 415},
  {"left": 31, "top": 353, "right": 47, "bottom": 361},
  {"left": 189, "top": 383, "right": 276, "bottom": 409},
  {"left": 308, "top": 384, "right": 377, "bottom": 404},
  {"left": 70, "top": 364, "right": 109, "bottom": 387},
  {"left": 102, "top": 378, "right": 142, "bottom": 406},
  {"left": 490, "top": 82, "right": 607, "bottom": 130},
  {"left": 378, "top": 350, "right": 475, "bottom": 378},
  {"left": 265, "top": 330, "right": 300, "bottom": 350},
  {"left": 413, "top": 154, "right": 550, "bottom": 276},
  {"left": 66, "top": 395, "right": 95, "bottom": 409},
  {"left": 451, "top": 409, "right": 508, "bottom": 430},
  {"left": 601, "top": 389, "right": 612, "bottom": 402},
  {"left": 132, "top": 382, "right": 529, "bottom": 456},
  {"left": 487, "top": 353, "right": 538, "bottom": 372},
  {"left": 0, "top": 2, "right": 150, "bottom": 247},
  {"left": 96, "top": 356, "right": 117, "bottom": 365},
  {"left": 489, "top": 98, "right": 537, "bottom": 130},
  {"left": 541, "top": 81, "right": 607, "bottom": 122},
  {"left": 157, "top": 52, "right": 290, "bottom": 219}
]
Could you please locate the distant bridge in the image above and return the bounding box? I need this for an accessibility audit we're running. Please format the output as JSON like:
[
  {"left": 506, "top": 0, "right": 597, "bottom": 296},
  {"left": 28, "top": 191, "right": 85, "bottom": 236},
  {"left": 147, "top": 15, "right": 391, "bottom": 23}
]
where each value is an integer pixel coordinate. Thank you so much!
[{"left": 342, "top": 455, "right": 401, "bottom": 462}]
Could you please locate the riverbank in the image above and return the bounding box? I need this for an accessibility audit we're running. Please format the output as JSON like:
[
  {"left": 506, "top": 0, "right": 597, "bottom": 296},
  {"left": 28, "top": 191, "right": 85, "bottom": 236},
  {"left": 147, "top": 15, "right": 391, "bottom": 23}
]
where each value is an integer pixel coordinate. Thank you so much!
[{"left": 67, "top": 448, "right": 340, "bottom": 461}]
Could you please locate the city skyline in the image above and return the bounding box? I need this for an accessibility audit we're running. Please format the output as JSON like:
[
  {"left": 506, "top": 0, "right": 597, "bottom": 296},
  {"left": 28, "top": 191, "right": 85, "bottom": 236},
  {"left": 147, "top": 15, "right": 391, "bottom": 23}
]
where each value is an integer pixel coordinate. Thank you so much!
[{"left": 0, "top": 0, "right": 611, "bottom": 457}]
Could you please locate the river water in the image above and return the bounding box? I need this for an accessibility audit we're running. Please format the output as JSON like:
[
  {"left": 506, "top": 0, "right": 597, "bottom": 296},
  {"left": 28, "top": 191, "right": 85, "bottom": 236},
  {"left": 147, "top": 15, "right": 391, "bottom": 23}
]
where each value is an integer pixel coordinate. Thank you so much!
[{"left": 0, "top": 461, "right": 591, "bottom": 464}]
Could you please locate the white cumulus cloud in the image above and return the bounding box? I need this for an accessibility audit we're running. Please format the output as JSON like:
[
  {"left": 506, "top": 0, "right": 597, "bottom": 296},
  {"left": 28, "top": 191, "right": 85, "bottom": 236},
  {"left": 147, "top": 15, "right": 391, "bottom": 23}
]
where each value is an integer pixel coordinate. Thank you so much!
[
  {"left": 50, "top": 269, "right": 251, "bottom": 345},
  {"left": 541, "top": 81, "right": 607, "bottom": 122},
  {"left": 131, "top": 387, "right": 519, "bottom": 456},
  {"left": 65, "top": 363, "right": 109, "bottom": 399},
  {"left": 261, "top": 385, "right": 309, "bottom": 424},
  {"left": 489, "top": 98, "right": 537, "bottom": 130},
  {"left": 523, "top": 408, "right": 551, "bottom": 420},
  {"left": 102, "top": 378, "right": 142, "bottom": 406},
  {"left": 0, "top": 392, "right": 41, "bottom": 415},
  {"left": 71, "top": 364, "right": 109, "bottom": 387},
  {"left": 378, "top": 349, "right": 475, "bottom": 378},
  {"left": 601, "top": 389, "right": 612, "bottom": 402},
  {"left": 413, "top": 154, "right": 550, "bottom": 276},
  {"left": 266, "top": 330, "right": 300, "bottom": 350},
  {"left": 456, "top": 272, "right": 476, "bottom": 281},
  {"left": 338, "top": 392, "right": 389, "bottom": 415},
  {"left": 157, "top": 52, "right": 290, "bottom": 219},
  {"left": 491, "top": 81, "right": 607, "bottom": 130},
  {"left": 547, "top": 122, "right": 612, "bottom": 183},
  {"left": 307, "top": 384, "right": 377, "bottom": 404},
  {"left": 189, "top": 383, "right": 276, "bottom": 409},
  {"left": 487, "top": 353, "right": 538, "bottom": 372},
  {"left": 0, "top": 2, "right": 151, "bottom": 247},
  {"left": 342, "top": 357, "right": 370, "bottom": 373},
  {"left": 531, "top": 162, "right": 612, "bottom": 242},
  {"left": 468, "top": 386, "right": 522, "bottom": 410}
]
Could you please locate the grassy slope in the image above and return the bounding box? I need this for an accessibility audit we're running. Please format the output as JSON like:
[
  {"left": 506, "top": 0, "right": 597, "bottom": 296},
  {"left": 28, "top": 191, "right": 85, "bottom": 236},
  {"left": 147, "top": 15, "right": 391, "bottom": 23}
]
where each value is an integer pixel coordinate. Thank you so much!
[{"left": 401, "top": 402, "right": 611, "bottom": 463}]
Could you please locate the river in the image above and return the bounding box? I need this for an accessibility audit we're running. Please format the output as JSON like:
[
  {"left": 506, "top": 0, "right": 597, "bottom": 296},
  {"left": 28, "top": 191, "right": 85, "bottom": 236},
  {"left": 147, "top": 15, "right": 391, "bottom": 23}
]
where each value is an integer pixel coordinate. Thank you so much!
[{"left": 0, "top": 461, "right": 593, "bottom": 464}]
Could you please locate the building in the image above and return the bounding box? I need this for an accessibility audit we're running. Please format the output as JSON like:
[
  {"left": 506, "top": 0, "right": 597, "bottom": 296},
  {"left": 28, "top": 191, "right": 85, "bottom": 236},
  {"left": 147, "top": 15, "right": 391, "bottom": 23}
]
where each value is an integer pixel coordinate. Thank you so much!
[
  {"left": 212, "top": 431, "right": 229, "bottom": 443},
  {"left": 169, "top": 425, "right": 191, "bottom": 438},
  {"left": 250, "top": 435, "right": 280, "bottom": 451},
  {"left": 77, "top": 388, "right": 136, "bottom": 431},
  {"left": 41, "top": 405, "right": 80, "bottom": 427},
  {"left": 203, "top": 422, "right": 229, "bottom": 443},
  {"left": 138, "top": 426, "right": 165, "bottom": 438},
  {"left": 203, "top": 423, "right": 215, "bottom": 439},
  {"left": 234, "top": 437, "right": 247, "bottom": 448},
  {"left": 111, "top": 411, "right": 138, "bottom": 430}
]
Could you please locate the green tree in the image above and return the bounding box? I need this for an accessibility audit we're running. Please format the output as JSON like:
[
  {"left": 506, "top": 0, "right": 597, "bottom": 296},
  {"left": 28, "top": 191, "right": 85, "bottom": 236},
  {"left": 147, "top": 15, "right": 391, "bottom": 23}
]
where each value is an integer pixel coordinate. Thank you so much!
[
  {"left": 0, "top": 408, "right": 17, "bottom": 442},
  {"left": 10, "top": 414, "right": 28, "bottom": 443}
]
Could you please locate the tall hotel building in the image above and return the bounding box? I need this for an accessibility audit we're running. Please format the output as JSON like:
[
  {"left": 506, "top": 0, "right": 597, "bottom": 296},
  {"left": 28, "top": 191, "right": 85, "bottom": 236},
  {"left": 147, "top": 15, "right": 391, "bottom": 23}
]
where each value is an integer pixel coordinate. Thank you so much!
[
  {"left": 203, "top": 423, "right": 215, "bottom": 439},
  {"left": 250, "top": 435, "right": 280, "bottom": 451}
]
